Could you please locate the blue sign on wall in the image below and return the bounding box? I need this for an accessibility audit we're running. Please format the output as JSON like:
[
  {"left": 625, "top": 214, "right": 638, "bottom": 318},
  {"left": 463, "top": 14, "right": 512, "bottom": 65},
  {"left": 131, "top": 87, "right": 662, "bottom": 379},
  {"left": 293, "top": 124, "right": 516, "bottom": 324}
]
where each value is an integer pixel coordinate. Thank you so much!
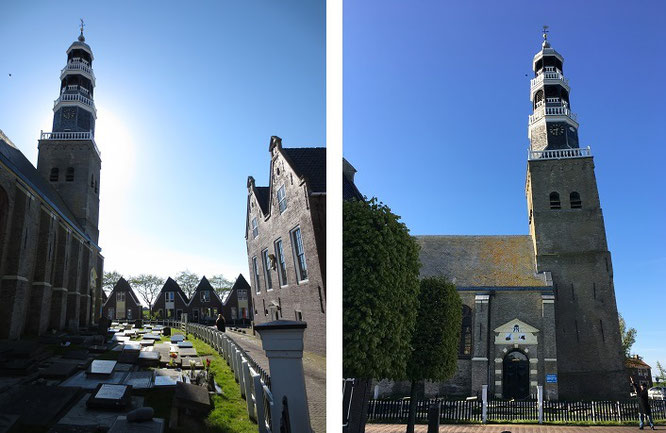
[{"left": 546, "top": 374, "right": 557, "bottom": 383}]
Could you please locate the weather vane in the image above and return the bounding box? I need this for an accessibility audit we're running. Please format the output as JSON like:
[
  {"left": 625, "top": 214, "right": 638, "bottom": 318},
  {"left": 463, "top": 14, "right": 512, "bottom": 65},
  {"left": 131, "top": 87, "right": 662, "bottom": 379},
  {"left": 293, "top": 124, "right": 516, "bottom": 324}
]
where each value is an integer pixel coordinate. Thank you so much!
[
  {"left": 80, "top": 18, "right": 85, "bottom": 35},
  {"left": 542, "top": 25, "right": 549, "bottom": 41}
]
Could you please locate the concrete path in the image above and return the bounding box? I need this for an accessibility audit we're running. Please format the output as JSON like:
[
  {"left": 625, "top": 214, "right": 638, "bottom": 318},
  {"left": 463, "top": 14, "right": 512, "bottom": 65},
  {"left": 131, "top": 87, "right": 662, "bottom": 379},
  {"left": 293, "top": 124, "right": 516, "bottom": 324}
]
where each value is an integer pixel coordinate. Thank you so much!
[
  {"left": 223, "top": 328, "right": 326, "bottom": 433},
  {"left": 366, "top": 424, "right": 661, "bottom": 432}
]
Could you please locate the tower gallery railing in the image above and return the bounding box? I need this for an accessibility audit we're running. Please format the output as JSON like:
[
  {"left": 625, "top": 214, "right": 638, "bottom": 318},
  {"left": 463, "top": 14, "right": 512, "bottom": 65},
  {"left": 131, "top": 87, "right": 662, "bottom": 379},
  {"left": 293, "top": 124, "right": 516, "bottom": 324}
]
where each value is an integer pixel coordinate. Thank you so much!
[
  {"left": 529, "top": 105, "right": 578, "bottom": 124},
  {"left": 531, "top": 71, "right": 569, "bottom": 91},
  {"left": 40, "top": 131, "right": 101, "bottom": 156},
  {"left": 54, "top": 93, "right": 96, "bottom": 112},
  {"left": 528, "top": 146, "right": 591, "bottom": 160}
]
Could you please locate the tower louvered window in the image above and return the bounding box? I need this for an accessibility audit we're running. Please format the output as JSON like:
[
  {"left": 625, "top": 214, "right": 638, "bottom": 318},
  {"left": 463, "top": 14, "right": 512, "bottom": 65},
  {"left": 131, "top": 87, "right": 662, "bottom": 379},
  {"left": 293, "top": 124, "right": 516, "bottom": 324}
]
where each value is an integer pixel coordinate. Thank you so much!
[
  {"left": 570, "top": 191, "right": 582, "bottom": 209},
  {"left": 50, "top": 168, "right": 59, "bottom": 182},
  {"left": 549, "top": 192, "right": 561, "bottom": 209},
  {"left": 66, "top": 167, "right": 75, "bottom": 182}
]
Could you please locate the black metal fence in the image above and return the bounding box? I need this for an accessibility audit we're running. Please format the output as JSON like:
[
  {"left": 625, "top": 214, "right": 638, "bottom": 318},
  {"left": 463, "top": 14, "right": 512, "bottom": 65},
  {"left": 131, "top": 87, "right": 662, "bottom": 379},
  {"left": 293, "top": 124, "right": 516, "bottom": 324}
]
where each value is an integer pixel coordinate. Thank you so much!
[{"left": 366, "top": 398, "right": 666, "bottom": 424}]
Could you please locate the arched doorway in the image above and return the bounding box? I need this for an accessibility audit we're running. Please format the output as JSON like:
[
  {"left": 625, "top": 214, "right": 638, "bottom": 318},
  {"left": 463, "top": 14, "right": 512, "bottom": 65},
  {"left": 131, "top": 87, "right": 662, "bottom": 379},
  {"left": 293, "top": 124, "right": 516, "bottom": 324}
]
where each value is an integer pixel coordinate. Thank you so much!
[{"left": 503, "top": 350, "right": 530, "bottom": 399}]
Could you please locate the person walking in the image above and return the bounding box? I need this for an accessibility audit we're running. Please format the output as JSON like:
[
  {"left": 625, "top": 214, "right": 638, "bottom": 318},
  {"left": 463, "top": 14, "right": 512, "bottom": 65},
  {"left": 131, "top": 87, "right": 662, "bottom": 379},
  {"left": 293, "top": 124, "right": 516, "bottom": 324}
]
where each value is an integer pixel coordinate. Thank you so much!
[
  {"left": 631, "top": 376, "right": 655, "bottom": 430},
  {"left": 215, "top": 313, "right": 226, "bottom": 333}
]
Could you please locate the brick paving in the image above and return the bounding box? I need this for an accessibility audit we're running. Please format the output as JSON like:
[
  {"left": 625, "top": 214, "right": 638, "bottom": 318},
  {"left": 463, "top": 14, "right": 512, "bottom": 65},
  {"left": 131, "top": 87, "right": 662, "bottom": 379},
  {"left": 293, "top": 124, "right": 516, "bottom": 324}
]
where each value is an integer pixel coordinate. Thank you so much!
[
  {"left": 366, "top": 424, "right": 661, "bottom": 432},
  {"left": 224, "top": 328, "right": 326, "bottom": 433}
]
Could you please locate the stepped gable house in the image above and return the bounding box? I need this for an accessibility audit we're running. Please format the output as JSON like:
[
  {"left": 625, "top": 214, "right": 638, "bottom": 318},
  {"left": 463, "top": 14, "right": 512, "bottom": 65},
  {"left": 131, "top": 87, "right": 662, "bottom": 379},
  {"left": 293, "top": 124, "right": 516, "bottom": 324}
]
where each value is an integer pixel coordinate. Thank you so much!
[
  {"left": 187, "top": 276, "right": 223, "bottom": 324},
  {"left": 245, "top": 136, "right": 326, "bottom": 355},
  {"left": 220, "top": 274, "right": 253, "bottom": 326},
  {"left": 376, "top": 33, "right": 626, "bottom": 401},
  {"left": 154, "top": 277, "right": 189, "bottom": 320},
  {"left": 0, "top": 29, "right": 103, "bottom": 338},
  {"left": 102, "top": 277, "right": 142, "bottom": 320}
]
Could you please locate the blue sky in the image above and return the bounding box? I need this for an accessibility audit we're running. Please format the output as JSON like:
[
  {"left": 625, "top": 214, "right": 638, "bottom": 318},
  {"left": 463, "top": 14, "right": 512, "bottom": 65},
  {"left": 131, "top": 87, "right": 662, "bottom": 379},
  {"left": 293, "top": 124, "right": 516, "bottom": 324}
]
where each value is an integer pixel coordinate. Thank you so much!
[
  {"left": 0, "top": 1, "right": 325, "bottom": 281},
  {"left": 344, "top": 1, "right": 666, "bottom": 376}
]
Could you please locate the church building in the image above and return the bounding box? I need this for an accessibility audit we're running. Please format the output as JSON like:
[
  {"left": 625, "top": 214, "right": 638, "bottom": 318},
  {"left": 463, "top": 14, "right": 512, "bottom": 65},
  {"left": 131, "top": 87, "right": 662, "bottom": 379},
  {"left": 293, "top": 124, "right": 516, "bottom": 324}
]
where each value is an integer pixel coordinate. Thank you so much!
[
  {"left": 376, "top": 33, "right": 626, "bottom": 401},
  {"left": 0, "top": 28, "right": 103, "bottom": 338}
]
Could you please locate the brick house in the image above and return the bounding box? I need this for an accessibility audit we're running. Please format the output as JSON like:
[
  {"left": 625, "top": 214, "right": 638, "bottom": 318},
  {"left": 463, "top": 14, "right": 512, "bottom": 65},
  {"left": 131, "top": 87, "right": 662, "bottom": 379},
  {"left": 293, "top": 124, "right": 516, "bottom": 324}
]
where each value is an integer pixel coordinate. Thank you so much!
[
  {"left": 626, "top": 355, "right": 653, "bottom": 389},
  {"left": 154, "top": 277, "right": 189, "bottom": 320},
  {"left": 187, "top": 276, "right": 223, "bottom": 325},
  {"left": 220, "top": 274, "right": 253, "bottom": 326},
  {"left": 102, "top": 277, "right": 142, "bottom": 320},
  {"left": 245, "top": 136, "right": 326, "bottom": 355}
]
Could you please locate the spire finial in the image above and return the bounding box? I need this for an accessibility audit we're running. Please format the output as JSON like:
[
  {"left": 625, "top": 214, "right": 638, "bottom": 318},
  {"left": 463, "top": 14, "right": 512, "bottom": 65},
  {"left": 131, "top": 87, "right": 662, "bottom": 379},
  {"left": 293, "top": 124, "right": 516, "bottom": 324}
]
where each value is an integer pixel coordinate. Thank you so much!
[
  {"left": 78, "top": 18, "right": 86, "bottom": 42},
  {"left": 541, "top": 25, "right": 550, "bottom": 48}
]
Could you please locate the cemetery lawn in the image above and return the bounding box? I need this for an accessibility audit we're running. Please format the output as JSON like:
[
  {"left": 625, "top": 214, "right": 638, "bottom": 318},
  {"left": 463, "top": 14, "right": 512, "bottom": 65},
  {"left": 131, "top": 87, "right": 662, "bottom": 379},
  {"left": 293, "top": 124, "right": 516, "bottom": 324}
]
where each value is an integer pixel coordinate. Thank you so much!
[{"left": 164, "top": 330, "right": 256, "bottom": 433}]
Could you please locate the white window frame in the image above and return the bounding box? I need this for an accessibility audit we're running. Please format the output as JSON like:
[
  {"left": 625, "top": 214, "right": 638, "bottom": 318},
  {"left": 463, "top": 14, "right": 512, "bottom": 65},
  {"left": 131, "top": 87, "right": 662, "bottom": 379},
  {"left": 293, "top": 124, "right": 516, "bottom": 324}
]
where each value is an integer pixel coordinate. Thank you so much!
[
  {"left": 117, "top": 291, "right": 125, "bottom": 302},
  {"left": 251, "top": 217, "right": 259, "bottom": 238},
  {"left": 277, "top": 184, "right": 287, "bottom": 213},
  {"left": 253, "top": 256, "right": 261, "bottom": 293},
  {"left": 290, "top": 226, "right": 308, "bottom": 282},
  {"left": 262, "top": 248, "right": 273, "bottom": 291},
  {"left": 275, "top": 238, "right": 288, "bottom": 287},
  {"left": 166, "top": 292, "right": 174, "bottom": 302},
  {"left": 201, "top": 291, "right": 210, "bottom": 303}
]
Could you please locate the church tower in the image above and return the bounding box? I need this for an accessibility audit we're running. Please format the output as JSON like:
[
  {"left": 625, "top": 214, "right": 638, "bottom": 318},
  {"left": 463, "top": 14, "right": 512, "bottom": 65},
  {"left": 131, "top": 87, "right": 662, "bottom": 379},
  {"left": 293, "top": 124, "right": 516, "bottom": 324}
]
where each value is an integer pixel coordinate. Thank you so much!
[
  {"left": 37, "top": 23, "right": 101, "bottom": 243},
  {"left": 525, "top": 29, "right": 626, "bottom": 399}
]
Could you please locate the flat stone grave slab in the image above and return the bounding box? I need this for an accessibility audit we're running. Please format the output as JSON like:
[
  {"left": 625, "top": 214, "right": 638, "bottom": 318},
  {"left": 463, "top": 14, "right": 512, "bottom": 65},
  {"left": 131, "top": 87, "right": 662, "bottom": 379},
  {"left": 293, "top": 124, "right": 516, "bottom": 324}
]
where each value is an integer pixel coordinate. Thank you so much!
[
  {"left": 86, "top": 383, "right": 132, "bottom": 410},
  {"left": 170, "top": 334, "right": 184, "bottom": 343},
  {"left": 177, "top": 348, "right": 197, "bottom": 357},
  {"left": 114, "top": 363, "right": 134, "bottom": 372},
  {"left": 117, "top": 350, "right": 140, "bottom": 364},
  {"left": 123, "top": 371, "right": 153, "bottom": 390},
  {"left": 174, "top": 381, "right": 211, "bottom": 414},
  {"left": 0, "top": 385, "right": 80, "bottom": 427},
  {"left": 60, "top": 370, "right": 128, "bottom": 389},
  {"left": 109, "top": 415, "right": 165, "bottom": 433},
  {"left": 142, "top": 334, "right": 162, "bottom": 340},
  {"left": 112, "top": 336, "right": 130, "bottom": 344},
  {"left": 58, "top": 394, "right": 143, "bottom": 430},
  {"left": 40, "top": 361, "right": 79, "bottom": 379},
  {"left": 139, "top": 339, "right": 154, "bottom": 346},
  {"left": 154, "top": 369, "right": 181, "bottom": 388},
  {"left": 138, "top": 351, "right": 160, "bottom": 367},
  {"left": 88, "top": 360, "right": 117, "bottom": 376},
  {"left": 124, "top": 341, "right": 141, "bottom": 350},
  {"left": 178, "top": 357, "right": 204, "bottom": 369},
  {"left": 0, "top": 413, "right": 20, "bottom": 433},
  {"left": 47, "top": 424, "right": 109, "bottom": 433},
  {"left": 0, "top": 358, "right": 37, "bottom": 376},
  {"left": 136, "top": 329, "right": 148, "bottom": 335},
  {"left": 62, "top": 350, "right": 90, "bottom": 360},
  {"left": 177, "top": 341, "right": 193, "bottom": 348},
  {"left": 67, "top": 336, "right": 86, "bottom": 345},
  {"left": 88, "top": 344, "right": 108, "bottom": 353}
]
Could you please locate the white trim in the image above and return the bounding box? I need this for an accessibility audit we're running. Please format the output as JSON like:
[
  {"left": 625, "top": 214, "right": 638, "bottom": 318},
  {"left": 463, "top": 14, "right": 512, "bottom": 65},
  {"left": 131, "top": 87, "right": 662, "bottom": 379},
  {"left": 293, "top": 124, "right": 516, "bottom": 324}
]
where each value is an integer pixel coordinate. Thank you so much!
[
  {"left": 1, "top": 275, "right": 28, "bottom": 282},
  {"left": 67, "top": 292, "right": 81, "bottom": 297},
  {"left": 530, "top": 381, "right": 538, "bottom": 387},
  {"left": 495, "top": 370, "right": 502, "bottom": 375},
  {"left": 542, "top": 299, "right": 555, "bottom": 304},
  {"left": 32, "top": 281, "right": 52, "bottom": 287},
  {"left": 544, "top": 358, "right": 557, "bottom": 362},
  {"left": 53, "top": 287, "right": 67, "bottom": 292},
  {"left": 494, "top": 381, "right": 502, "bottom": 386},
  {"left": 494, "top": 358, "right": 503, "bottom": 363},
  {"left": 475, "top": 294, "right": 490, "bottom": 303},
  {"left": 472, "top": 357, "right": 488, "bottom": 361},
  {"left": 530, "top": 358, "right": 538, "bottom": 364},
  {"left": 530, "top": 369, "right": 538, "bottom": 375}
]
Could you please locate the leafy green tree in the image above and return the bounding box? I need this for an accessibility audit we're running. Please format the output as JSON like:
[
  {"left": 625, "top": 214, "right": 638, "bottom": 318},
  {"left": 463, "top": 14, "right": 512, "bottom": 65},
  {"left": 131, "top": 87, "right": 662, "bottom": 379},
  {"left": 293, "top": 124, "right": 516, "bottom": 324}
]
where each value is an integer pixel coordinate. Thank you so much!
[
  {"left": 406, "top": 277, "right": 462, "bottom": 432},
  {"left": 343, "top": 198, "right": 421, "bottom": 379},
  {"left": 102, "top": 270, "right": 123, "bottom": 295},
  {"left": 176, "top": 270, "right": 200, "bottom": 299},
  {"left": 130, "top": 274, "right": 163, "bottom": 314},
  {"left": 209, "top": 274, "right": 234, "bottom": 298},
  {"left": 655, "top": 361, "right": 666, "bottom": 385},
  {"left": 619, "top": 313, "right": 637, "bottom": 358}
]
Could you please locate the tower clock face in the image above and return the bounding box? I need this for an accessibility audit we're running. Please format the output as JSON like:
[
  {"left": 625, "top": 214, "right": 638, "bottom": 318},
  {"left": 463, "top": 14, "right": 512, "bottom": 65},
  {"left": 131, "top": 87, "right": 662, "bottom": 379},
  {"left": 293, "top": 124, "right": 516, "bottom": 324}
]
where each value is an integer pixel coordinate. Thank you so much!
[
  {"left": 548, "top": 123, "right": 565, "bottom": 136},
  {"left": 63, "top": 107, "right": 76, "bottom": 120}
]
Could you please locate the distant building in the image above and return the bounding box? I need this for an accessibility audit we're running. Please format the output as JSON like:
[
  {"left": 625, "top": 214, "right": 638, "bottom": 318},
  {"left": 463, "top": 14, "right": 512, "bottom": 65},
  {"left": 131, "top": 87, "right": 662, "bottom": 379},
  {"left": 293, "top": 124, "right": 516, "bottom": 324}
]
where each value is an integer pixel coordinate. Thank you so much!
[
  {"left": 154, "top": 277, "right": 189, "bottom": 320},
  {"left": 245, "top": 136, "right": 326, "bottom": 355},
  {"left": 187, "top": 276, "right": 223, "bottom": 324},
  {"left": 102, "top": 277, "right": 142, "bottom": 320},
  {"left": 220, "top": 274, "right": 253, "bottom": 326},
  {"left": 0, "top": 29, "right": 103, "bottom": 338},
  {"left": 626, "top": 355, "right": 653, "bottom": 389}
]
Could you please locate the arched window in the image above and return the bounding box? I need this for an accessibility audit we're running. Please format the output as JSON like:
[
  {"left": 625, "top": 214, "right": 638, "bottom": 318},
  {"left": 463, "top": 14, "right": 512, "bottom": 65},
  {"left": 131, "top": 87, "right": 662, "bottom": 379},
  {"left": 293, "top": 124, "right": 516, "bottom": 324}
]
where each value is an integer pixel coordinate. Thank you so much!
[
  {"left": 50, "top": 168, "right": 59, "bottom": 182},
  {"left": 570, "top": 191, "right": 582, "bottom": 209},
  {"left": 66, "top": 167, "right": 75, "bottom": 182},
  {"left": 549, "top": 192, "right": 561, "bottom": 209},
  {"left": 459, "top": 305, "right": 472, "bottom": 358}
]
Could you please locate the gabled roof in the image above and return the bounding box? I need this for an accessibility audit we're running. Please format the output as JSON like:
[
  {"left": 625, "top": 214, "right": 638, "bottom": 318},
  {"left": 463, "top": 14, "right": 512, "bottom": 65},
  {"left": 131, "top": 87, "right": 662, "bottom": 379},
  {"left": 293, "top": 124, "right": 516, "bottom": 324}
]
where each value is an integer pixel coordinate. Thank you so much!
[
  {"left": 188, "top": 276, "right": 223, "bottom": 306},
  {"left": 102, "top": 277, "right": 141, "bottom": 307},
  {"left": 626, "top": 356, "right": 651, "bottom": 370},
  {"left": 343, "top": 158, "right": 363, "bottom": 200},
  {"left": 281, "top": 147, "right": 326, "bottom": 193},
  {"left": 222, "top": 274, "right": 251, "bottom": 306},
  {"left": 158, "top": 277, "right": 189, "bottom": 304},
  {"left": 0, "top": 135, "right": 98, "bottom": 248},
  {"left": 254, "top": 186, "right": 270, "bottom": 214},
  {"left": 416, "top": 235, "right": 552, "bottom": 288}
]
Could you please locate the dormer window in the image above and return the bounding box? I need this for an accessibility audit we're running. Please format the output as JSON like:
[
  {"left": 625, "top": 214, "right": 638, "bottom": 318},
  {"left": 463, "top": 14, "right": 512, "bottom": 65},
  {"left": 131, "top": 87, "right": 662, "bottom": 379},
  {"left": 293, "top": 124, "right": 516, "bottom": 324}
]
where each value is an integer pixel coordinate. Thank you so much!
[
  {"left": 251, "top": 217, "right": 258, "bottom": 239},
  {"left": 277, "top": 185, "right": 287, "bottom": 213},
  {"left": 201, "top": 291, "right": 210, "bottom": 303},
  {"left": 549, "top": 192, "right": 561, "bottom": 209},
  {"left": 50, "top": 168, "right": 59, "bottom": 182},
  {"left": 570, "top": 191, "right": 582, "bottom": 209}
]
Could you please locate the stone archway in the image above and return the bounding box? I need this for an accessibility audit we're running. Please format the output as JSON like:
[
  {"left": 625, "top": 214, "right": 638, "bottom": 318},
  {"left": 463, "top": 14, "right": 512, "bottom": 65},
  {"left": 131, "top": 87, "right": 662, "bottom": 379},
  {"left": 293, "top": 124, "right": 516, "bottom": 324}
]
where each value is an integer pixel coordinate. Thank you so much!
[{"left": 503, "top": 350, "right": 530, "bottom": 399}]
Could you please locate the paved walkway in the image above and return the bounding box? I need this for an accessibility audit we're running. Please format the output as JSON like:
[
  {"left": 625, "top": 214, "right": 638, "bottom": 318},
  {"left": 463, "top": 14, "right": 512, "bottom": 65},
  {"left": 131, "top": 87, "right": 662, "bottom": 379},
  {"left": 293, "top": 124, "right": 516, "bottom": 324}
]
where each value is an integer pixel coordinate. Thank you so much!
[
  {"left": 366, "top": 424, "right": 661, "bottom": 432},
  {"left": 224, "top": 328, "right": 326, "bottom": 433}
]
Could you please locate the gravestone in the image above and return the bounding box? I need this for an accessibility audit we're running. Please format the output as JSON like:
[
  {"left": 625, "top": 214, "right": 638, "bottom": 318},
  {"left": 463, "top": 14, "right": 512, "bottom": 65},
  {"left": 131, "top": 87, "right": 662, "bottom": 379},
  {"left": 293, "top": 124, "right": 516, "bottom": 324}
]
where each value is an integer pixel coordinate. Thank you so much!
[
  {"left": 118, "top": 350, "right": 140, "bottom": 365},
  {"left": 138, "top": 351, "right": 160, "bottom": 368},
  {"left": 63, "top": 350, "right": 90, "bottom": 360},
  {"left": 67, "top": 336, "right": 86, "bottom": 345},
  {"left": 142, "top": 334, "right": 161, "bottom": 341},
  {"left": 177, "top": 348, "right": 197, "bottom": 357},
  {"left": 170, "top": 335, "right": 184, "bottom": 344},
  {"left": 0, "top": 385, "right": 80, "bottom": 427},
  {"left": 88, "top": 345, "right": 108, "bottom": 353},
  {"left": 108, "top": 416, "right": 165, "bottom": 433},
  {"left": 98, "top": 316, "right": 111, "bottom": 335},
  {"left": 87, "top": 360, "right": 116, "bottom": 376},
  {"left": 86, "top": 384, "right": 132, "bottom": 410},
  {"left": 0, "top": 358, "right": 36, "bottom": 376},
  {"left": 40, "top": 362, "right": 78, "bottom": 379},
  {"left": 123, "top": 371, "right": 154, "bottom": 390},
  {"left": 58, "top": 394, "right": 144, "bottom": 430},
  {"left": 134, "top": 320, "right": 143, "bottom": 329},
  {"left": 114, "top": 363, "right": 134, "bottom": 372},
  {"left": 177, "top": 341, "right": 193, "bottom": 349},
  {"left": 162, "top": 327, "right": 171, "bottom": 337},
  {"left": 139, "top": 340, "right": 154, "bottom": 347},
  {"left": 173, "top": 382, "right": 211, "bottom": 415},
  {"left": 178, "top": 357, "right": 204, "bottom": 370},
  {"left": 60, "top": 370, "right": 128, "bottom": 389}
]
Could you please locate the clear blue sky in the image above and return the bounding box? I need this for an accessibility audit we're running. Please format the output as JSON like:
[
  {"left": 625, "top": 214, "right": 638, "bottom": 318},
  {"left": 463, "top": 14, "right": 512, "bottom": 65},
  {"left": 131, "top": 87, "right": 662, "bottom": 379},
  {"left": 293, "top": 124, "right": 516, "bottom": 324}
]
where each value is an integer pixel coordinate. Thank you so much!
[
  {"left": 344, "top": 1, "right": 666, "bottom": 377},
  {"left": 0, "top": 1, "right": 325, "bottom": 281}
]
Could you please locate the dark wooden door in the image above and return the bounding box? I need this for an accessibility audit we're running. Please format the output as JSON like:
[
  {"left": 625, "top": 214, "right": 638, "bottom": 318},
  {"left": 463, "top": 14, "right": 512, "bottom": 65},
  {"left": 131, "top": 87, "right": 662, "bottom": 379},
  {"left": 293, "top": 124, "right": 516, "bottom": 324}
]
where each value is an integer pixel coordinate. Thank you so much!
[{"left": 503, "top": 351, "right": 529, "bottom": 399}]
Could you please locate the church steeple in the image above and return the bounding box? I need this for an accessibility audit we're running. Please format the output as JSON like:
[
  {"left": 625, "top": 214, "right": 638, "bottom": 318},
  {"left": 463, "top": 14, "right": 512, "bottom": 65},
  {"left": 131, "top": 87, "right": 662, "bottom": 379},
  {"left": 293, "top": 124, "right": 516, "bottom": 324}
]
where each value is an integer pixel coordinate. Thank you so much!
[{"left": 528, "top": 28, "right": 582, "bottom": 156}]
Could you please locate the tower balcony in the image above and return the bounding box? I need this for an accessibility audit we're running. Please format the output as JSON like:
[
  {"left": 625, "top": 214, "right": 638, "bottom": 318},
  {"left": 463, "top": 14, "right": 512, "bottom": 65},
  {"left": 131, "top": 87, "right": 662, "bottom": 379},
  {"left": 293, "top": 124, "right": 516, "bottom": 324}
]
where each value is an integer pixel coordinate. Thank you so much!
[
  {"left": 40, "top": 130, "right": 100, "bottom": 157},
  {"left": 60, "top": 60, "right": 95, "bottom": 84},
  {"left": 529, "top": 105, "right": 578, "bottom": 125},
  {"left": 528, "top": 146, "right": 591, "bottom": 160},
  {"left": 54, "top": 93, "right": 96, "bottom": 115},
  {"left": 530, "top": 69, "right": 569, "bottom": 93}
]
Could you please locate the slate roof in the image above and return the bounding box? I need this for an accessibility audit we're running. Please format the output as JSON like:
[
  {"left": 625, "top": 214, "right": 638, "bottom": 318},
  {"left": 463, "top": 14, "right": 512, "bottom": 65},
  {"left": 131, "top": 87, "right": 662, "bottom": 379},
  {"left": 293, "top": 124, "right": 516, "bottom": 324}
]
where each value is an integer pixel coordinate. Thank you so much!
[
  {"left": 0, "top": 136, "right": 97, "bottom": 247},
  {"left": 416, "top": 235, "right": 551, "bottom": 288},
  {"left": 254, "top": 186, "right": 270, "bottom": 214},
  {"left": 159, "top": 277, "right": 189, "bottom": 303},
  {"left": 343, "top": 173, "right": 363, "bottom": 201},
  {"left": 626, "top": 356, "right": 651, "bottom": 370},
  {"left": 281, "top": 147, "right": 326, "bottom": 193},
  {"left": 103, "top": 277, "right": 141, "bottom": 307},
  {"left": 222, "top": 274, "right": 251, "bottom": 306},
  {"left": 189, "top": 276, "right": 223, "bottom": 305}
]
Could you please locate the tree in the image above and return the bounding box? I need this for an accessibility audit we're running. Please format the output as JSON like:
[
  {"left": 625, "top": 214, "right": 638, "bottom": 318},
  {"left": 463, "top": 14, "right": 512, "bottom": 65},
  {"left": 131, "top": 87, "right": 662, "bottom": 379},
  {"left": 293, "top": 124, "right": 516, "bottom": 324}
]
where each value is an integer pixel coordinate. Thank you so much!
[
  {"left": 130, "top": 274, "right": 163, "bottom": 315},
  {"left": 406, "top": 277, "right": 462, "bottom": 433},
  {"left": 619, "top": 313, "right": 637, "bottom": 358},
  {"left": 176, "top": 270, "right": 200, "bottom": 300},
  {"left": 103, "top": 270, "right": 123, "bottom": 295},
  {"left": 343, "top": 198, "right": 421, "bottom": 433},
  {"left": 655, "top": 361, "right": 666, "bottom": 385},
  {"left": 209, "top": 274, "right": 234, "bottom": 298}
]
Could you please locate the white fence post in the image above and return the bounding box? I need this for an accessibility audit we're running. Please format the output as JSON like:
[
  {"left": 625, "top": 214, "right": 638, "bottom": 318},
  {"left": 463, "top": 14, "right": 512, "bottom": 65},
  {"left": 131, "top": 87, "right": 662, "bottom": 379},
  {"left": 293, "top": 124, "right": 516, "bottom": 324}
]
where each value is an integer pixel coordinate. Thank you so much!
[
  {"left": 482, "top": 385, "right": 488, "bottom": 424},
  {"left": 253, "top": 372, "right": 265, "bottom": 428},
  {"left": 537, "top": 385, "right": 543, "bottom": 424},
  {"left": 242, "top": 361, "right": 253, "bottom": 414}
]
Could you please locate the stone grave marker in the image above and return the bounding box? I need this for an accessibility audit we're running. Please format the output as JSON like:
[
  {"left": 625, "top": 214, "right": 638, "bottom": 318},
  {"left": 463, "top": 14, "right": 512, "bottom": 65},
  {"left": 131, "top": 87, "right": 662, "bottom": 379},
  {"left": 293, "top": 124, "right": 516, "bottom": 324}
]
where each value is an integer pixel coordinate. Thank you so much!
[
  {"left": 123, "top": 371, "right": 153, "bottom": 390},
  {"left": 170, "top": 334, "right": 184, "bottom": 343},
  {"left": 39, "top": 361, "right": 78, "bottom": 379},
  {"left": 60, "top": 370, "right": 128, "bottom": 389},
  {"left": 124, "top": 342, "right": 141, "bottom": 351},
  {"left": 108, "top": 415, "right": 165, "bottom": 433},
  {"left": 138, "top": 351, "right": 160, "bottom": 368},
  {"left": 154, "top": 369, "right": 181, "bottom": 388},
  {"left": 62, "top": 349, "right": 90, "bottom": 360},
  {"left": 173, "top": 381, "right": 211, "bottom": 415},
  {"left": 139, "top": 339, "right": 154, "bottom": 347},
  {"left": 177, "top": 348, "right": 197, "bottom": 357},
  {"left": 178, "top": 357, "right": 204, "bottom": 369},
  {"left": 142, "top": 334, "right": 161, "bottom": 341},
  {"left": 87, "top": 360, "right": 116, "bottom": 376},
  {"left": 88, "top": 345, "right": 108, "bottom": 353},
  {"left": 114, "top": 363, "right": 134, "bottom": 372},
  {"left": 86, "top": 383, "right": 132, "bottom": 410},
  {"left": 58, "top": 393, "right": 143, "bottom": 430},
  {"left": 0, "top": 358, "right": 37, "bottom": 376},
  {"left": 0, "top": 385, "right": 80, "bottom": 427},
  {"left": 118, "top": 349, "right": 140, "bottom": 365},
  {"left": 177, "top": 341, "right": 193, "bottom": 348}
]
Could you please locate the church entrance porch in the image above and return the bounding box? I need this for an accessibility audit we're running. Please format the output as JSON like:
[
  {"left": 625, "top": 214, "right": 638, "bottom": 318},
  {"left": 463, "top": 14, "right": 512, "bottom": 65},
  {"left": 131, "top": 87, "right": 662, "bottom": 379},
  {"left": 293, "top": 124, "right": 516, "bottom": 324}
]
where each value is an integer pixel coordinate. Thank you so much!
[{"left": 503, "top": 350, "right": 530, "bottom": 399}]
